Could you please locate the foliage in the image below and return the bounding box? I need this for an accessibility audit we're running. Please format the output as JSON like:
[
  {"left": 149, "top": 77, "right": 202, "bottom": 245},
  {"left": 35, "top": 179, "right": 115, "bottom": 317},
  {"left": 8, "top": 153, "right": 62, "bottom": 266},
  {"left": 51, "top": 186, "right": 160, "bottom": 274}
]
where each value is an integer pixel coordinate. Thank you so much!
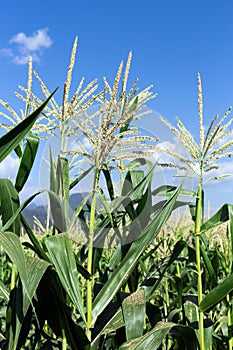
[{"left": 0, "top": 38, "right": 233, "bottom": 350}]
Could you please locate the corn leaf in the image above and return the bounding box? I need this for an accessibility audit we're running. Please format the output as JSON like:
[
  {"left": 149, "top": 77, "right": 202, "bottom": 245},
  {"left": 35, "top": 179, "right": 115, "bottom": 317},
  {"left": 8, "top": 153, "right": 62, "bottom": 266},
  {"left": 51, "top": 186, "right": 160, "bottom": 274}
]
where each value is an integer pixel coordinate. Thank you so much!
[
  {"left": 0, "top": 179, "right": 20, "bottom": 235},
  {"left": 102, "top": 167, "right": 115, "bottom": 200},
  {"left": 200, "top": 272, "right": 233, "bottom": 312},
  {"left": 92, "top": 184, "right": 182, "bottom": 324},
  {"left": 45, "top": 233, "right": 87, "bottom": 325},
  {"left": 152, "top": 185, "right": 196, "bottom": 198},
  {"left": 59, "top": 155, "right": 70, "bottom": 219},
  {"left": 35, "top": 270, "right": 90, "bottom": 350},
  {"left": 0, "top": 279, "right": 9, "bottom": 302},
  {"left": 20, "top": 214, "right": 49, "bottom": 260},
  {"left": 69, "top": 165, "right": 94, "bottom": 190},
  {"left": 119, "top": 322, "right": 197, "bottom": 350},
  {"left": 1, "top": 191, "right": 43, "bottom": 232},
  {"left": 201, "top": 203, "right": 233, "bottom": 233},
  {"left": 91, "top": 240, "right": 186, "bottom": 345},
  {"left": 6, "top": 256, "right": 50, "bottom": 350},
  {"left": 122, "top": 289, "right": 145, "bottom": 341},
  {"left": 0, "top": 88, "right": 57, "bottom": 163},
  {"left": 143, "top": 239, "right": 186, "bottom": 299},
  {"left": 118, "top": 321, "right": 175, "bottom": 350},
  {"left": 15, "top": 133, "right": 39, "bottom": 192},
  {"left": 48, "top": 190, "right": 67, "bottom": 232}
]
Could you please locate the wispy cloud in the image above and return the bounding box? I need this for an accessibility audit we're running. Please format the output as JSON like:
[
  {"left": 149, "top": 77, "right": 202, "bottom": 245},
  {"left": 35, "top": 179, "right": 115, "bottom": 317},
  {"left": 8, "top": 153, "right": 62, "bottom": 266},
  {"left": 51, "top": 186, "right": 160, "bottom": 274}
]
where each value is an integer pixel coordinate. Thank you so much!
[
  {"left": 0, "top": 28, "right": 53, "bottom": 65},
  {"left": 0, "top": 48, "right": 14, "bottom": 57}
]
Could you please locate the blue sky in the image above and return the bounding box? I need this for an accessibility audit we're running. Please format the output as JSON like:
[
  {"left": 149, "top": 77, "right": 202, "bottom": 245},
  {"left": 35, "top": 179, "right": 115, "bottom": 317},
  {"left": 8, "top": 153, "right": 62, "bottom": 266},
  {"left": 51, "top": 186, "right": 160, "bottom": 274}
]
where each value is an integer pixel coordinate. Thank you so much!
[{"left": 0, "top": 0, "right": 233, "bottom": 213}]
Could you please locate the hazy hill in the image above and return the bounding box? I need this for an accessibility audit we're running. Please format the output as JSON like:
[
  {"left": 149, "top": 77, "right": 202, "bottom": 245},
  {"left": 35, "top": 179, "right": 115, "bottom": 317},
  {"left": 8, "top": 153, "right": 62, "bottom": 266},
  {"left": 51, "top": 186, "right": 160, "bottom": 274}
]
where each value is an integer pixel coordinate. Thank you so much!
[{"left": 22, "top": 192, "right": 89, "bottom": 228}]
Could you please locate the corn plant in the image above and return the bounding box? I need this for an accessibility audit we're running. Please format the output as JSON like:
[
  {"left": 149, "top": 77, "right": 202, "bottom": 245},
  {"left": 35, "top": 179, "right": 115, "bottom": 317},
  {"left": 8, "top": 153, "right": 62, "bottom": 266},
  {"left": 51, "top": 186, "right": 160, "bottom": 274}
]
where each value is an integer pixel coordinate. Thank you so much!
[
  {"left": 0, "top": 38, "right": 198, "bottom": 350},
  {"left": 159, "top": 73, "right": 233, "bottom": 349},
  {"left": 2, "top": 38, "right": 233, "bottom": 349}
]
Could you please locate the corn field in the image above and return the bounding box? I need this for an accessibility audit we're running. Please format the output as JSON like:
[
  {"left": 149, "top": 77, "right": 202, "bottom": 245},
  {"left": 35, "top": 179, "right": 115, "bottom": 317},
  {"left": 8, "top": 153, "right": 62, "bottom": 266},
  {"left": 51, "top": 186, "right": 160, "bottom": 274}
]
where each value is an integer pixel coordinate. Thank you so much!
[{"left": 0, "top": 38, "right": 233, "bottom": 350}]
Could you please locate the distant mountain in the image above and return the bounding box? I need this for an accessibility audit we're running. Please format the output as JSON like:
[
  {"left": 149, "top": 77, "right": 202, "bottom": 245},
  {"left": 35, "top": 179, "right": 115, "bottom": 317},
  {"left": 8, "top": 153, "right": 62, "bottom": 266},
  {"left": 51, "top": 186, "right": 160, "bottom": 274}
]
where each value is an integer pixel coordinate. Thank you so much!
[{"left": 22, "top": 192, "right": 89, "bottom": 228}]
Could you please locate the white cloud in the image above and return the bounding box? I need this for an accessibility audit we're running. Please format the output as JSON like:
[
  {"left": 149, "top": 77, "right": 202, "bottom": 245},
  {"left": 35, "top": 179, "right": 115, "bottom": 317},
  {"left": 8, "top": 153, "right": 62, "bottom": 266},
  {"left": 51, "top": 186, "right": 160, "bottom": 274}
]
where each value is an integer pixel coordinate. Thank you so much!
[
  {"left": 1, "top": 28, "right": 53, "bottom": 65},
  {"left": 0, "top": 154, "right": 19, "bottom": 179},
  {"left": 10, "top": 28, "right": 52, "bottom": 51}
]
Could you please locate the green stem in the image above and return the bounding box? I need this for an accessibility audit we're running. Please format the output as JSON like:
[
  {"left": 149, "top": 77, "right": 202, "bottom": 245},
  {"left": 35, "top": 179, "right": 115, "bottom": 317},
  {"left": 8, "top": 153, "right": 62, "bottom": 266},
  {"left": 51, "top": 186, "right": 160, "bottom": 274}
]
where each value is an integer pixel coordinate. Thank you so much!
[
  {"left": 61, "top": 328, "right": 67, "bottom": 350},
  {"left": 87, "top": 170, "right": 100, "bottom": 333},
  {"left": 227, "top": 294, "right": 233, "bottom": 350},
  {"left": 165, "top": 278, "right": 172, "bottom": 349},
  {"left": 195, "top": 182, "right": 205, "bottom": 350},
  {"left": 10, "top": 263, "right": 17, "bottom": 290}
]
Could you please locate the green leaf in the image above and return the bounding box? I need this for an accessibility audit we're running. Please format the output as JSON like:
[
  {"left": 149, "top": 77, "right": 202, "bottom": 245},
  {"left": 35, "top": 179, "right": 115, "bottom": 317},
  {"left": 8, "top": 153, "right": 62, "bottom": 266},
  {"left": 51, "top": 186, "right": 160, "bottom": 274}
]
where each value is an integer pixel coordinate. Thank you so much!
[
  {"left": 128, "top": 96, "right": 139, "bottom": 115},
  {"left": 125, "top": 158, "right": 150, "bottom": 170},
  {"left": 102, "top": 167, "right": 115, "bottom": 200},
  {"left": 14, "top": 144, "right": 22, "bottom": 158},
  {"left": 1, "top": 190, "right": 43, "bottom": 233},
  {"left": 119, "top": 322, "right": 197, "bottom": 350},
  {"left": 24, "top": 256, "right": 50, "bottom": 311},
  {"left": 122, "top": 170, "right": 147, "bottom": 197},
  {"left": 94, "top": 163, "right": 155, "bottom": 247},
  {"left": 0, "top": 232, "right": 48, "bottom": 304},
  {"left": 0, "top": 279, "right": 9, "bottom": 302},
  {"left": 183, "top": 297, "right": 198, "bottom": 324},
  {"left": 0, "top": 231, "right": 50, "bottom": 349},
  {"left": 49, "top": 148, "right": 57, "bottom": 193},
  {"left": 97, "top": 188, "right": 114, "bottom": 227},
  {"left": 143, "top": 240, "right": 186, "bottom": 299},
  {"left": 229, "top": 207, "right": 233, "bottom": 273},
  {"left": 6, "top": 257, "right": 52, "bottom": 350},
  {"left": 59, "top": 155, "right": 70, "bottom": 219},
  {"left": 0, "top": 231, "right": 27, "bottom": 285},
  {"left": 92, "top": 184, "right": 182, "bottom": 324},
  {"left": 91, "top": 240, "right": 186, "bottom": 346},
  {"left": 35, "top": 270, "right": 90, "bottom": 350},
  {"left": 20, "top": 214, "right": 49, "bottom": 261},
  {"left": 69, "top": 165, "right": 94, "bottom": 190},
  {"left": 200, "top": 272, "right": 233, "bottom": 312},
  {"left": 91, "top": 304, "right": 124, "bottom": 347},
  {"left": 152, "top": 185, "right": 196, "bottom": 198},
  {"left": 48, "top": 190, "right": 67, "bottom": 232},
  {"left": 122, "top": 289, "right": 145, "bottom": 341},
  {"left": 120, "top": 97, "right": 138, "bottom": 134},
  {"left": 200, "top": 243, "right": 217, "bottom": 287},
  {"left": 45, "top": 234, "right": 87, "bottom": 325},
  {"left": 201, "top": 203, "right": 233, "bottom": 233},
  {"left": 15, "top": 133, "right": 39, "bottom": 192},
  {"left": 0, "top": 179, "right": 20, "bottom": 235},
  {"left": 68, "top": 192, "right": 92, "bottom": 234},
  {"left": 135, "top": 186, "right": 152, "bottom": 231},
  {"left": 0, "top": 88, "right": 57, "bottom": 163},
  {"left": 119, "top": 321, "right": 175, "bottom": 350},
  {"left": 172, "top": 324, "right": 198, "bottom": 350}
]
